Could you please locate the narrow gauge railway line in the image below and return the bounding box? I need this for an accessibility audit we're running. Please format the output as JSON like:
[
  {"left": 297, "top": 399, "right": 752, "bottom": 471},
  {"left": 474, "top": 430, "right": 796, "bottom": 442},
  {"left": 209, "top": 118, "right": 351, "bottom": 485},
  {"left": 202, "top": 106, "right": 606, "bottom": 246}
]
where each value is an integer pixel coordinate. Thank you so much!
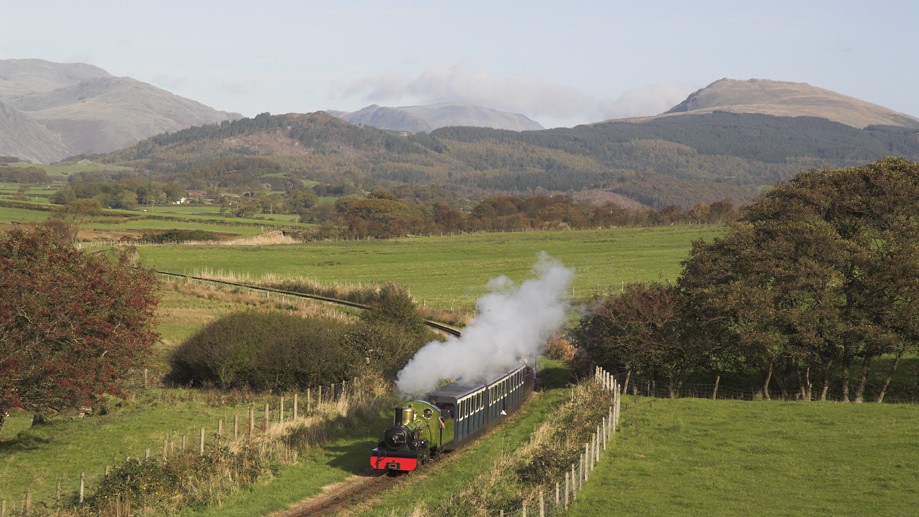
[
  {"left": 154, "top": 269, "right": 463, "bottom": 337},
  {"left": 154, "top": 269, "right": 464, "bottom": 513},
  {"left": 280, "top": 471, "right": 401, "bottom": 517}
]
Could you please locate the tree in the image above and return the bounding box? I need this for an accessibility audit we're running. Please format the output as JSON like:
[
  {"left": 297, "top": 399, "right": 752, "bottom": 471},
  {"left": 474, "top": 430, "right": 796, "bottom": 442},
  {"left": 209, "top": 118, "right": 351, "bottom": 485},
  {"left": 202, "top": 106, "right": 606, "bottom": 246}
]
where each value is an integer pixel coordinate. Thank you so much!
[
  {"left": 0, "top": 223, "right": 159, "bottom": 430},
  {"left": 679, "top": 157, "right": 919, "bottom": 401},
  {"left": 571, "top": 283, "right": 710, "bottom": 396}
]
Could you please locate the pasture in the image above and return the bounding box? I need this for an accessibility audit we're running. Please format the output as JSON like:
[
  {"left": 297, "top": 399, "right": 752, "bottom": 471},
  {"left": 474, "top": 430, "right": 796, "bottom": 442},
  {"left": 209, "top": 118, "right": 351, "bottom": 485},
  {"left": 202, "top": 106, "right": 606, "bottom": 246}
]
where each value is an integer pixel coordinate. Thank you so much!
[
  {"left": 572, "top": 397, "right": 919, "bottom": 515},
  {"left": 138, "top": 225, "right": 723, "bottom": 308}
]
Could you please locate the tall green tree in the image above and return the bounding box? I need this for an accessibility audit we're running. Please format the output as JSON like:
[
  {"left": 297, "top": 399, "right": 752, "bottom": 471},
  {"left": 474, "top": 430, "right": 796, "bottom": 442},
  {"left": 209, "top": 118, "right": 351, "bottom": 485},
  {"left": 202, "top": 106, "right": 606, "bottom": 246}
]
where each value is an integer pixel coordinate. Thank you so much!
[{"left": 679, "top": 157, "right": 918, "bottom": 401}]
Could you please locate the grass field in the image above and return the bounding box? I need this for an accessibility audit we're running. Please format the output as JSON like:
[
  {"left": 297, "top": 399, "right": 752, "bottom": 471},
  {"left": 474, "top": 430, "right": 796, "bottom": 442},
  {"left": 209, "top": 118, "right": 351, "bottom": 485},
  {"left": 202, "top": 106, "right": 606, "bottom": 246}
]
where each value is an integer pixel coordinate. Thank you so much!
[
  {"left": 572, "top": 397, "right": 919, "bottom": 516},
  {"left": 138, "top": 226, "right": 723, "bottom": 308}
]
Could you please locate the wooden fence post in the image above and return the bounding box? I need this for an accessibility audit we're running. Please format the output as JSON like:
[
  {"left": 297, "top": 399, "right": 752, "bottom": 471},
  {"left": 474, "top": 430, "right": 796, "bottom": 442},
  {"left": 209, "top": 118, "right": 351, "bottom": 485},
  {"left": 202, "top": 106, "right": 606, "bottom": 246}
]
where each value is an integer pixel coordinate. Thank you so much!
[
  {"left": 182, "top": 434, "right": 187, "bottom": 451},
  {"left": 307, "top": 388, "right": 311, "bottom": 411},
  {"left": 79, "top": 472, "right": 85, "bottom": 504},
  {"left": 218, "top": 418, "right": 223, "bottom": 437},
  {"left": 234, "top": 415, "right": 239, "bottom": 439},
  {"left": 522, "top": 502, "right": 527, "bottom": 517},
  {"left": 565, "top": 470, "right": 570, "bottom": 507},
  {"left": 280, "top": 396, "right": 285, "bottom": 423},
  {"left": 143, "top": 368, "right": 148, "bottom": 389},
  {"left": 293, "top": 393, "right": 299, "bottom": 420},
  {"left": 248, "top": 407, "right": 254, "bottom": 438},
  {"left": 713, "top": 375, "right": 721, "bottom": 400},
  {"left": 145, "top": 448, "right": 150, "bottom": 459},
  {"left": 1, "top": 499, "right": 6, "bottom": 517},
  {"left": 24, "top": 490, "right": 30, "bottom": 513},
  {"left": 555, "top": 481, "right": 560, "bottom": 506},
  {"left": 539, "top": 490, "right": 545, "bottom": 517},
  {"left": 199, "top": 427, "right": 205, "bottom": 455},
  {"left": 264, "top": 403, "right": 269, "bottom": 431}
]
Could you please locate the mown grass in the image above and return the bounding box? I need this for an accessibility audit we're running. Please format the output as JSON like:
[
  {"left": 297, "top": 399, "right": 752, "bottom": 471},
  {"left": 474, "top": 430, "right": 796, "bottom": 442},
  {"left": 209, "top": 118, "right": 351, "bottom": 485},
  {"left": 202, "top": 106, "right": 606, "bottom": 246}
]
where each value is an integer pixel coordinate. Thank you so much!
[
  {"left": 139, "top": 226, "right": 723, "bottom": 308},
  {"left": 0, "top": 205, "right": 50, "bottom": 223},
  {"left": 571, "top": 397, "right": 919, "bottom": 516}
]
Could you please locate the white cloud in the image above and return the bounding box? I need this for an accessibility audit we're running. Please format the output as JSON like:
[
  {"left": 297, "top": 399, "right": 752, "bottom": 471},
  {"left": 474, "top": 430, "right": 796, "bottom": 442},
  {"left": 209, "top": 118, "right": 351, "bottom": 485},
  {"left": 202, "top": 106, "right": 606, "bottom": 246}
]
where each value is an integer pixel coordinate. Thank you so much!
[{"left": 340, "top": 62, "right": 698, "bottom": 126}]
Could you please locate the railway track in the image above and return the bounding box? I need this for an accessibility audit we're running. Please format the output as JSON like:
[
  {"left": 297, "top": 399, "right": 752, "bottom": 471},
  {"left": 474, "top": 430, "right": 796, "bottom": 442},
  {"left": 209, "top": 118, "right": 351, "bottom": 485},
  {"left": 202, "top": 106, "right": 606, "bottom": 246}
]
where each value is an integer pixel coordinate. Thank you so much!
[
  {"left": 155, "top": 269, "right": 461, "bottom": 514},
  {"left": 280, "top": 471, "right": 402, "bottom": 516},
  {"left": 154, "top": 269, "right": 463, "bottom": 337}
]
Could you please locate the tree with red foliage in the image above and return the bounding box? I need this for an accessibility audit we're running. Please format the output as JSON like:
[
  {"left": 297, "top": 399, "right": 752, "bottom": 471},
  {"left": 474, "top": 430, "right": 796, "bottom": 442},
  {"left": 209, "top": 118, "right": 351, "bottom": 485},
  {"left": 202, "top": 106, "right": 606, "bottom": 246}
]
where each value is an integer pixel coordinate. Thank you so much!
[{"left": 0, "top": 222, "right": 159, "bottom": 430}]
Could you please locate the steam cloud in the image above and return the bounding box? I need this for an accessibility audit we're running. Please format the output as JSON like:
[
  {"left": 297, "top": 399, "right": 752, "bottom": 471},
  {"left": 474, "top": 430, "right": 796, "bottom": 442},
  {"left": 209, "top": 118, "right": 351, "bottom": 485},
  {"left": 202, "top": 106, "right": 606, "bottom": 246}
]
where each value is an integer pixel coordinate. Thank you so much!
[{"left": 395, "top": 253, "right": 574, "bottom": 394}]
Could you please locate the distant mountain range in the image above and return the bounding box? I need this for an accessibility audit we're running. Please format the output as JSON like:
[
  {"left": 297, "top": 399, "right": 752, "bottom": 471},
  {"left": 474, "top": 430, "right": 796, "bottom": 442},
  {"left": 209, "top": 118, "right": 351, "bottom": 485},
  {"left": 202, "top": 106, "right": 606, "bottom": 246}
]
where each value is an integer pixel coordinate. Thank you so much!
[
  {"left": 0, "top": 59, "right": 240, "bottom": 163},
  {"left": 328, "top": 103, "right": 544, "bottom": 132},
  {"left": 6, "top": 62, "right": 919, "bottom": 208}
]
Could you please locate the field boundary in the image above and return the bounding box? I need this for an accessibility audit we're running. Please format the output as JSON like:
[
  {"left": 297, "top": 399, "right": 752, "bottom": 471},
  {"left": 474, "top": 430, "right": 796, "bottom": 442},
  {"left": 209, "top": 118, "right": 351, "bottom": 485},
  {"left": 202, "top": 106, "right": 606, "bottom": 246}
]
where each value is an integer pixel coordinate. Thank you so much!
[{"left": 153, "top": 270, "right": 463, "bottom": 337}]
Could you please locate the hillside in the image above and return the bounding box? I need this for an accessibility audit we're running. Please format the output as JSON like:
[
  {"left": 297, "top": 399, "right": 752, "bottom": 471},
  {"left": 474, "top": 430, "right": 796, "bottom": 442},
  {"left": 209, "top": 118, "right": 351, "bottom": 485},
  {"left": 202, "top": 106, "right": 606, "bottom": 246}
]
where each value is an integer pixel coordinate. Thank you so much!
[
  {"left": 0, "top": 59, "right": 240, "bottom": 163},
  {"left": 330, "top": 102, "right": 544, "bottom": 132},
  {"left": 0, "top": 100, "right": 71, "bottom": 163},
  {"left": 93, "top": 108, "right": 919, "bottom": 208},
  {"left": 663, "top": 78, "right": 919, "bottom": 129}
]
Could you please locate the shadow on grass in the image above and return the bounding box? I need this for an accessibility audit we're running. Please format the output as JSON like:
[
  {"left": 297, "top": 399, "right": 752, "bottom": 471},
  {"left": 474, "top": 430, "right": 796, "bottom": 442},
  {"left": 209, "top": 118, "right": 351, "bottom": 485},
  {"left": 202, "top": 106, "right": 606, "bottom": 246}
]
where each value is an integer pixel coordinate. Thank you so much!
[
  {"left": 323, "top": 437, "right": 383, "bottom": 476},
  {"left": 536, "top": 365, "right": 571, "bottom": 390}
]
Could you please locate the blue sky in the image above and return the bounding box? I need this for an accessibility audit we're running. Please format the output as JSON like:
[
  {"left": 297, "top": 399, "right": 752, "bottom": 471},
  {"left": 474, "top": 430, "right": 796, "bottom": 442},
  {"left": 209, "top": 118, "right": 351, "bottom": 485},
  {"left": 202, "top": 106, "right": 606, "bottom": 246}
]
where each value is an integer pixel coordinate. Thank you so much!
[{"left": 2, "top": 1, "right": 917, "bottom": 127}]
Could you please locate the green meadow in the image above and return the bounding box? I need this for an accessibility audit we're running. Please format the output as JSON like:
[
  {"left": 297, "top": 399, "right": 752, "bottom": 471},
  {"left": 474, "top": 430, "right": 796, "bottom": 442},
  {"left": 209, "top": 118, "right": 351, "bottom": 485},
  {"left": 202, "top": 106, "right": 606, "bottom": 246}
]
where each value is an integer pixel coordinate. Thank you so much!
[
  {"left": 138, "top": 225, "right": 723, "bottom": 308},
  {"left": 572, "top": 397, "right": 919, "bottom": 516}
]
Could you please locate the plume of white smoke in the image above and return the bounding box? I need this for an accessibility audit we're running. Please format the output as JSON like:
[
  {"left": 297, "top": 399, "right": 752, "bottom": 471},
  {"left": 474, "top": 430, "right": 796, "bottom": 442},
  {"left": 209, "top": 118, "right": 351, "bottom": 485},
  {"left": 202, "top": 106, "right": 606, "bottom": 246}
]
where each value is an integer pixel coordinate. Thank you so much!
[{"left": 395, "top": 253, "right": 574, "bottom": 394}]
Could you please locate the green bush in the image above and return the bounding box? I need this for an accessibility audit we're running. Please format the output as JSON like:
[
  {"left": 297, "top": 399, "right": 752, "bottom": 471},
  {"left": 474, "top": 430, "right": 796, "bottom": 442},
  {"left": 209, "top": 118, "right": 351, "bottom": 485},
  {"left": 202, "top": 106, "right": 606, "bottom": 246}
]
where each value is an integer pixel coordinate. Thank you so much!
[
  {"left": 145, "top": 229, "right": 222, "bottom": 244},
  {"left": 167, "top": 312, "right": 356, "bottom": 391}
]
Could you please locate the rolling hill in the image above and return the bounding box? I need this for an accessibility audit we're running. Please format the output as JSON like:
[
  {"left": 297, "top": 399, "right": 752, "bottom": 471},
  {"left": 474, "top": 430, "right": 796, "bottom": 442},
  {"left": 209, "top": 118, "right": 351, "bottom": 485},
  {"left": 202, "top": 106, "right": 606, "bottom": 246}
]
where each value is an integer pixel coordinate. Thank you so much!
[
  {"left": 93, "top": 104, "right": 919, "bottom": 208},
  {"left": 0, "top": 59, "right": 240, "bottom": 163}
]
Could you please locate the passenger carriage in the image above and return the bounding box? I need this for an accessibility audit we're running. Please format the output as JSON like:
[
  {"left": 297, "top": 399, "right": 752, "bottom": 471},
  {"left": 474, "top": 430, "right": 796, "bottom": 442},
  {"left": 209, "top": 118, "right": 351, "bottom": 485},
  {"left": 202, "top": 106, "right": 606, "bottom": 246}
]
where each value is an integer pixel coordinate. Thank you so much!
[{"left": 370, "top": 363, "right": 533, "bottom": 471}]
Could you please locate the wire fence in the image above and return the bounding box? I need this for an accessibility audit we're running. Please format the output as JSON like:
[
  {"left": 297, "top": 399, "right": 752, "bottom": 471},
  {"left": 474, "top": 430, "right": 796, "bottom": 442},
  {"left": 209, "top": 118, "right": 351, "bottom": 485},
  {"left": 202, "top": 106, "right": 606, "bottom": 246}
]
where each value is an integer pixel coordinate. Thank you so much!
[
  {"left": 614, "top": 375, "right": 919, "bottom": 404},
  {"left": 0, "top": 378, "right": 359, "bottom": 515},
  {"left": 497, "top": 366, "right": 622, "bottom": 516}
]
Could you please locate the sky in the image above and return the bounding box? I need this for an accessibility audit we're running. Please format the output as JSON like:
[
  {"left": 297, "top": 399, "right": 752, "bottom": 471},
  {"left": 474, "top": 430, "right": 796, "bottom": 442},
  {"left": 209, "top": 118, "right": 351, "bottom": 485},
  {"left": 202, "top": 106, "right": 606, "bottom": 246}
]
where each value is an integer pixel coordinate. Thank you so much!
[{"left": 2, "top": 0, "right": 917, "bottom": 128}]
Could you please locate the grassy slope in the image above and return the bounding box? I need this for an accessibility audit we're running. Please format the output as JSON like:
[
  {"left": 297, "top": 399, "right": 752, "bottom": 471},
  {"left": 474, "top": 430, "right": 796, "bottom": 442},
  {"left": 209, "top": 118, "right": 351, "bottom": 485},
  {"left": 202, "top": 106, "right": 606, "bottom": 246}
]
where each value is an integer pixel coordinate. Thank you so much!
[
  {"left": 138, "top": 226, "right": 722, "bottom": 308},
  {"left": 0, "top": 391, "right": 266, "bottom": 506},
  {"left": 572, "top": 397, "right": 919, "bottom": 516}
]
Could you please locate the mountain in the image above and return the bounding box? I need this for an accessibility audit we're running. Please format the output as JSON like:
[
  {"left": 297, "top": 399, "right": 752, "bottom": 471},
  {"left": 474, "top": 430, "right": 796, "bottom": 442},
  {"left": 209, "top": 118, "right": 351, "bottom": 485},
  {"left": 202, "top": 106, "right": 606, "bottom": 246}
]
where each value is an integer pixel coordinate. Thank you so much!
[
  {"left": 0, "top": 100, "right": 70, "bottom": 163},
  {"left": 0, "top": 59, "right": 240, "bottom": 162},
  {"left": 663, "top": 78, "right": 919, "bottom": 129},
  {"left": 330, "top": 103, "right": 544, "bottom": 132},
  {"left": 94, "top": 108, "right": 919, "bottom": 209}
]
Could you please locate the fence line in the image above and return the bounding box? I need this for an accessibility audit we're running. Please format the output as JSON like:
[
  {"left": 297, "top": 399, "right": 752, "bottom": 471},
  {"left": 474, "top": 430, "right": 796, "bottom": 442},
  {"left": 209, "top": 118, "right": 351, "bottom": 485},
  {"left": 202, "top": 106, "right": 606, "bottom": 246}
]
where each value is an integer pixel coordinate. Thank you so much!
[
  {"left": 614, "top": 375, "right": 918, "bottom": 404},
  {"left": 1, "top": 378, "right": 358, "bottom": 513},
  {"left": 502, "top": 366, "right": 622, "bottom": 516}
]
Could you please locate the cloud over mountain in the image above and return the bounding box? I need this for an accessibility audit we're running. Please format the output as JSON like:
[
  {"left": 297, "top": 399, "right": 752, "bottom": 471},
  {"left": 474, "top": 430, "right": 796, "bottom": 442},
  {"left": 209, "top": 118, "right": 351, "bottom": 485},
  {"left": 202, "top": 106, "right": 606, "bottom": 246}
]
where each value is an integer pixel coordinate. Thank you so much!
[{"left": 342, "top": 62, "right": 696, "bottom": 126}]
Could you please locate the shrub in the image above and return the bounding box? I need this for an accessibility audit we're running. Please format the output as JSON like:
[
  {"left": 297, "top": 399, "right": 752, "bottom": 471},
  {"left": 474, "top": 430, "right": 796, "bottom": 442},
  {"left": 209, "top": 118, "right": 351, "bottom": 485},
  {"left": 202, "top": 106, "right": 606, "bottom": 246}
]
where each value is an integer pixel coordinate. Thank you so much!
[
  {"left": 145, "top": 229, "right": 223, "bottom": 244},
  {"left": 168, "top": 312, "right": 356, "bottom": 391}
]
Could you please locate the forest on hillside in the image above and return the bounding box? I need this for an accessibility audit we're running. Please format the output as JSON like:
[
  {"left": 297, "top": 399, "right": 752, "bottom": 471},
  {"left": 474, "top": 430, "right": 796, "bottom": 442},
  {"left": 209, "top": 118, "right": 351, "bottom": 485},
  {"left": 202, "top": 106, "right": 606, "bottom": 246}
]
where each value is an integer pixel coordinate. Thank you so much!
[{"left": 77, "top": 111, "right": 919, "bottom": 209}]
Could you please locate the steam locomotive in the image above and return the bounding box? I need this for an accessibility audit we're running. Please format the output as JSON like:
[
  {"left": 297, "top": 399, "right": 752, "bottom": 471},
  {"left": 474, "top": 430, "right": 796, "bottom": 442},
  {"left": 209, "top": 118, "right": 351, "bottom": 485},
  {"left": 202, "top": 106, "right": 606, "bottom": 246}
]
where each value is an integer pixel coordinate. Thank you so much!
[{"left": 370, "top": 363, "right": 534, "bottom": 472}]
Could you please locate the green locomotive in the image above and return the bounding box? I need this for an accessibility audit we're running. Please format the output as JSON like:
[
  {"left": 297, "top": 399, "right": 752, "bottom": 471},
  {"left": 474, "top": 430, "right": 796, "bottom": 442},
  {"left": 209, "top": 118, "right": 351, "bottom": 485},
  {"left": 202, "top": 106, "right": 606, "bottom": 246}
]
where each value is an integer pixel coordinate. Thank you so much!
[{"left": 370, "top": 363, "right": 533, "bottom": 472}]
